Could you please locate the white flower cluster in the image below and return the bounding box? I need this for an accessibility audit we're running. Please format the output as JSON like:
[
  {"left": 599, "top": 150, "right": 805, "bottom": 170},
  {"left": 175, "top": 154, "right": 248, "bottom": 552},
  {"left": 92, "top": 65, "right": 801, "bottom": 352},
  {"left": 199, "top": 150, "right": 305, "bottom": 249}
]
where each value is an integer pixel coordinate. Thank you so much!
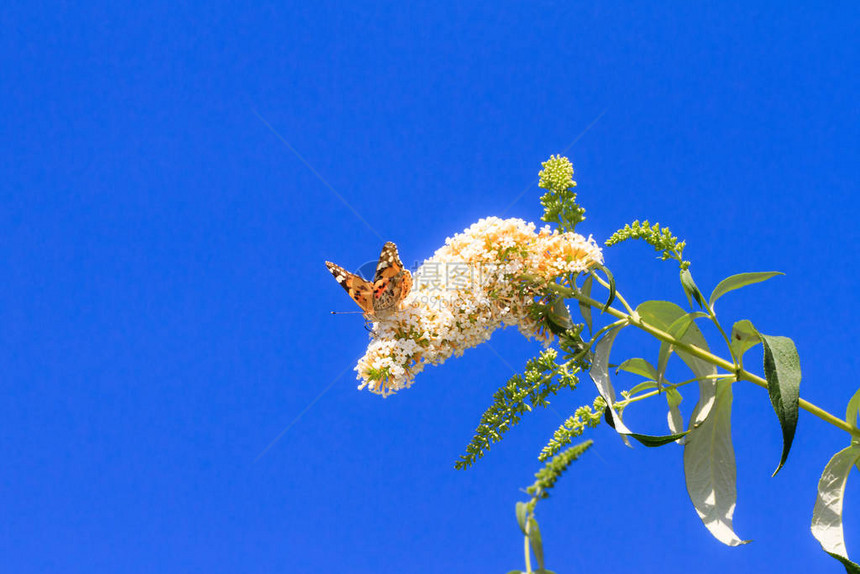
[{"left": 356, "top": 217, "right": 603, "bottom": 396}]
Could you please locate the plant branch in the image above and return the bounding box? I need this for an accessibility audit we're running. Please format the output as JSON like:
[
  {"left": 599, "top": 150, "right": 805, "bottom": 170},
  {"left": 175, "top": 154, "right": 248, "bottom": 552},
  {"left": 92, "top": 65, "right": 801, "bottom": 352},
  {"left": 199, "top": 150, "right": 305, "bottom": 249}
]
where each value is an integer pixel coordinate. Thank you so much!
[{"left": 569, "top": 289, "right": 860, "bottom": 438}]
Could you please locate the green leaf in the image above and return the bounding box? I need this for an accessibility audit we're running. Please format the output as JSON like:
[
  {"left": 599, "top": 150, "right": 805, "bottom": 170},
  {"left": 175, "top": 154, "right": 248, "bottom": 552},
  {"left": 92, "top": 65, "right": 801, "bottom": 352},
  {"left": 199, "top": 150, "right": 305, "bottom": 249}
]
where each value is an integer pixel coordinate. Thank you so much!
[
  {"left": 628, "top": 381, "right": 659, "bottom": 396},
  {"left": 666, "top": 311, "right": 717, "bottom": 429},
  {"left": 667, "top": 389, "right": 684, "bottom": 439},
  {"left": 662, "top": 312, "right": 710, "bottom": 373},
  {"left": 515, "top": 502, "right": 528, "bottom": 535},
  {"left": 591, "top": 325, "right": 687, "bottom": 447},
  {"left": 811, "top": 445, "right": 860, "bottom": 573},
  {"left": 591, "top": 328, "right": 628, "bottom": 423},
  {"left": 683, "top": 380, "right": 749, "bottom": 546},
  {"left": 505, "top": 571, "right": 524, "bottom": 574},
  {"left": 708, "top": 271, "right": 784, "bottom": 308},
  {"left": 656, "top": 341, "right": 672, "bottom": 386},
  {"left": 675, "top": 323, "right": 718, "bottom": 428},
  {"left": 666, "top": 387, "right": 683, "bottom": 408},
  {"left": 617, "top": 358, "right": 659, "bottom": 380},
  {"left": 680, "top": 268, "right": 705, "bottom": 308},
  {"left": 603, "top": 405, "right": 615, "bottom": 429},
  {"left": 629, "top": 430, "right": 688, "bottom": 447},
  {"left": 594, "top": 264, "right": 616, "bottom": 311},
  {"left": 758, "top": 332, "right": 801, "bottom": 476},
  {"left": 589, "top": 325, "right": 632, "bottom": 447},
  {"left": 825, "top": 554, "right": 860, "bottom": 574},
  {"left": 729, "top": 319, "right": 761, "bottom": 362},
  {"left": 590, "top": 327, "right": 625, "bottom": 425},
  {"left": 636, "top": 300, "right": 686, "bottom": 330},
  {"left": 637, "top": 303, "right": 706, "bottom": 385},
  {"left": 846, "top": 388, "right": 860, "bottom": 430},
  {"left": 579, "top": 275, "right": 594, "bottom": 333},
  {"left": 636, "top": 301, "right": 686, "bottom": 384},
  {"left": 667, "top": 312, "right": 710, "bottom": 337},
  {"left": 527, "top": 517, "right": 545, "bottom": 569},
  {"left": 636, "top": 300, "right": 716, "bottom": 427}
]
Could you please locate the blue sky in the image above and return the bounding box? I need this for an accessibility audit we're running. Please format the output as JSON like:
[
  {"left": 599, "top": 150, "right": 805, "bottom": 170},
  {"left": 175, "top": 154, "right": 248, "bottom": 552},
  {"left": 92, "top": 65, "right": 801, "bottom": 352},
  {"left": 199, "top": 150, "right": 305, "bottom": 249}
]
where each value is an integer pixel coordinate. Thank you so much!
[{"left": 1, "top": 2, "right": 858, "bottom": 572}]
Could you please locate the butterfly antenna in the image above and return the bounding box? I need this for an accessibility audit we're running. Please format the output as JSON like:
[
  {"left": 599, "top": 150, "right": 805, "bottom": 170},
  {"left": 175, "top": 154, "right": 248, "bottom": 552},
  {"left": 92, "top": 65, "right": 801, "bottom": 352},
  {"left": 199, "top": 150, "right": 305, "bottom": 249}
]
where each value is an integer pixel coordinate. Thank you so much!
[{"left": 330, "top": 311, "right": 367, "bottom": 315}]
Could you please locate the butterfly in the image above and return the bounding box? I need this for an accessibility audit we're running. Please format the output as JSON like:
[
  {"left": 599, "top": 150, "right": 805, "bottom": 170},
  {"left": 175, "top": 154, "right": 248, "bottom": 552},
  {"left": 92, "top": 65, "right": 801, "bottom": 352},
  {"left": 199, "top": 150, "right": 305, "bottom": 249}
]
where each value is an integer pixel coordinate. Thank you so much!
[{"left": 325, "top": 242, "right": 413, "bottom": 320}]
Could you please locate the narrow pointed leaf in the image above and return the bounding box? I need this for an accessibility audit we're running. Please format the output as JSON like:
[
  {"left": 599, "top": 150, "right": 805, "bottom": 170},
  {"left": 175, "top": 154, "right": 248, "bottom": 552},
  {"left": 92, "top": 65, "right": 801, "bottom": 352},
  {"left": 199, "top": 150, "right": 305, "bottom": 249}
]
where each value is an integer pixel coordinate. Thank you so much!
[
  {"left": 668, "top": 406, "right": 684, "bottom": 440},
  {"left": 628, "top": 381, "right": 659, "bottom": 396},
  {"left": 636, "top": 301, "right": 716, "bottom": 426},
  {"left": 527, "top": 517, "right": 545, "bottom": 569},
  {"left": 590, "top": 325, "right": 632, "bottom": 436},
  {"left": 605, "top": 409, "right": 631, "bottom": 452},
  {"left": 758, "top": 332, "right": 801, "bottom": 476},
  {"left": 515, "top": 502, "right": 528, "bottom": 535},
  {"left": 846, "top": 387, "right": 860, "bottom": 430},
  {"left": 605, "top": 408, "right": 631, "bottom": 452},
  {"left": 729, "top": 319, "right": 761, "bottom": 362},
  {"left": 603, "top": 405, "right": 684, "bottom": 446},
  {"left": 666, "top": 387, "right": 683, "bottom": 408},
  {"left": 684, "top": 380, "right": 749, "bottom": 546},
  {"left": 708, "top": 271, "right": 783, "bottom": 308},
  {"left": 603, "top": 405, "right": 615, "bottom": 429},
  {"left": 617, "top": 357, "right": 659, "bottom": 380},
  {"left": 657, "top": 339, "right": 672, "bottom": 385},
  {"left": 827, "top": 553, "right": 860, "bottom": 574},
  {"left": 593, "top": 263, "right": 616, "bottom": 311},
  {"left": 811, "top": 445, "right": 860, "bottom": 573},
  {"left": 656, "top": 310, "right": 708, "bottom": 378},
  {"left": 629, "top": 430, "right": 688, "bottom": 447},
  {"left": 637, "top": 304, "right": 708, "bottom": 384},
  {"left": 680, "top": 268, "right": 705, "bottom": 308},
  {"left": 592, "top": 326, "right": 686, "bottom": 446},
  {"left": 637, "top": 300, "right": 686, "bottom": 386},
  {"left": 667, "top": 312, "right": 710, "bottom": 337},
  {"left": 579, "top": 274, "right": 594, "bottom": 333},
  {"left": 667, "top": 316, "right": 718, "bottom": 428},
  {"left": 667, "top": 388, "right": 684, "bottom": 441},
  {"left": 636, "top": 300, "right": 686, "bottom": 330},
  {"left": 676, "top": 325, "right": 717, "bottom": 427}
]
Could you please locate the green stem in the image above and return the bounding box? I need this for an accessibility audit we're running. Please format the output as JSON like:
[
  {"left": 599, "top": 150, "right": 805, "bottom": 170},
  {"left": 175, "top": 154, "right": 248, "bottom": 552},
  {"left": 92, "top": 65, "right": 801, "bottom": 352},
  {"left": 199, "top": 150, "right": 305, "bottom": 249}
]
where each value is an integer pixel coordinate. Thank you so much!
[
  {"left": 570, "top": 290, "right": 860, "bottom": 439},
  {"left": 618, "top": 373, "right": 729, "bottom": 407},
  {"left": 589, "top": 271, "right": 634, "bottom": 314},
  {"left": 707, "top": 308, "right": 735, "bottom": 364},
  {"left": 589, "top": 319, "right": 628, "bottom": 344},
  {"left": 523, "top": 523, "right": 532, "bottom": 574}
]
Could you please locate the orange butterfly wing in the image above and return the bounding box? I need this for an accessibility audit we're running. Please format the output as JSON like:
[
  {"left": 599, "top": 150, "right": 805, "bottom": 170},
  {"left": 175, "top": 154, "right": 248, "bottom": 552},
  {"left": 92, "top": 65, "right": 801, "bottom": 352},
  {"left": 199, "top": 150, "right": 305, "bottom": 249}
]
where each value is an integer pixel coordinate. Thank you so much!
[
  {"left": 327, "top": 242, "right": 412, "bottom": 319},
  {"left": 325, "top": 261, "right": 375, "bottom": 315}
]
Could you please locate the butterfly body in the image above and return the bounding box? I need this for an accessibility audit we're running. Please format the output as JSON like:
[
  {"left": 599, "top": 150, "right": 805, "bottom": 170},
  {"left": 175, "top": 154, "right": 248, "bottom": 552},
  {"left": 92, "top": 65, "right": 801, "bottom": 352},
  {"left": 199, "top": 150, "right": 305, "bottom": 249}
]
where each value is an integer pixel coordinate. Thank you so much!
[{"left": 326, "top": 242, "right": 412, "bottom": 319}]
